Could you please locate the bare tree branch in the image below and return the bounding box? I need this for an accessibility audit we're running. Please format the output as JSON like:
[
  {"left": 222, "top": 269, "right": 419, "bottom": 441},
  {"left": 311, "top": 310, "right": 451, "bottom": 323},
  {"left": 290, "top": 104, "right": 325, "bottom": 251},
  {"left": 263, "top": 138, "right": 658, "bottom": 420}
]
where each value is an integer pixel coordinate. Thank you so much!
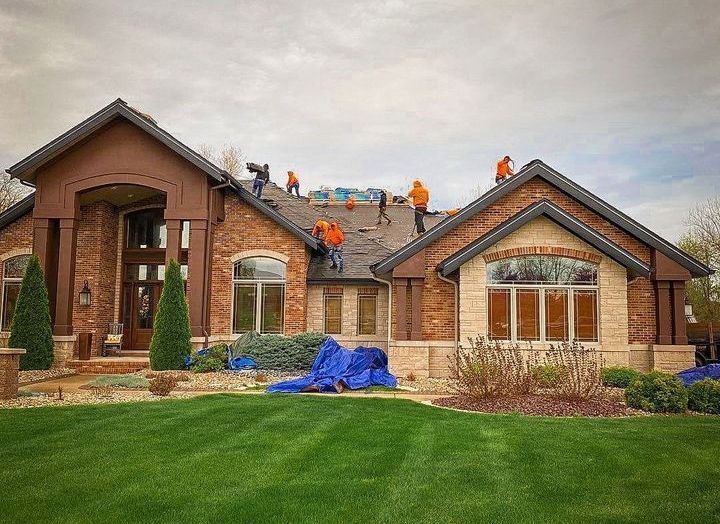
[
  {"left": 196, "top": 143, "right": 248, "bottom": 179},
  {"left": 0, "top": 174, "right": 30, "bottom": 213}
]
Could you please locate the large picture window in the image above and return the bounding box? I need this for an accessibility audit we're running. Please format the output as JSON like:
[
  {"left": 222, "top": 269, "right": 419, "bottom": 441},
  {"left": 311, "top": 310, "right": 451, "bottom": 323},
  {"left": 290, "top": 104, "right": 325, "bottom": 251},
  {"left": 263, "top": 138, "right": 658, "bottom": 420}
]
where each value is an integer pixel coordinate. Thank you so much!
[
  {"left": 232, "top": 257, "right": 286, "bottom": 334},
  {"left": 357, "top": 294, "right": 377, "bottom": 335},
  {"left": 486, "top": 255, "right": 599, "bottom": 343},
  {"left": 1, "top": 254, "right": 30, "bottom": 331}
]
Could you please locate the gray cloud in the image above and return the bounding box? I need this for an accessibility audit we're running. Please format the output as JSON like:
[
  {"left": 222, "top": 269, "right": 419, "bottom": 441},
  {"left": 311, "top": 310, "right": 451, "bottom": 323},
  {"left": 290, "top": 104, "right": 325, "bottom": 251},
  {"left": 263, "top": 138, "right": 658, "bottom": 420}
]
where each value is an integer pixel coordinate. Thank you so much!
[{"left": 1, "top": 0, "right": 719, "bottom": 240}]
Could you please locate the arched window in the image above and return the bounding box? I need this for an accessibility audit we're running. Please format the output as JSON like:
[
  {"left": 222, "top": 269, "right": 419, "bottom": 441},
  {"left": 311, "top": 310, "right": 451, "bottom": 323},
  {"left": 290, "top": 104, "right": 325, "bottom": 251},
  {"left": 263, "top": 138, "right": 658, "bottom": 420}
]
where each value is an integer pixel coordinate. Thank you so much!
[
  {"left": 486, "top": 255, "right": 599, "bottom": 343},
  {"left": 232, "top": 257, "right": 286, "bottom": 334},
  {"left": 1, "top": 254, "right": 31, "bottom": 331}
]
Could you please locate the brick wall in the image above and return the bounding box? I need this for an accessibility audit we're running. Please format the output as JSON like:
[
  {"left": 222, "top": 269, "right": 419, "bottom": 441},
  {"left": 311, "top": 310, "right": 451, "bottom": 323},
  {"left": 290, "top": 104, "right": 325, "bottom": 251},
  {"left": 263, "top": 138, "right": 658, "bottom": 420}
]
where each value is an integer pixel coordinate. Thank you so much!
[
  {"left": 72, "top": 201, "right": 119, "bottom": 356},
  {"left": 0, "top": 213, "right": 34, "bottom": 334},
  {"left": 419, "top": 178, "right": 655, "bottom": 343},
  {"left": 209, "top": 192, "right": 310, "bottom": 336}
]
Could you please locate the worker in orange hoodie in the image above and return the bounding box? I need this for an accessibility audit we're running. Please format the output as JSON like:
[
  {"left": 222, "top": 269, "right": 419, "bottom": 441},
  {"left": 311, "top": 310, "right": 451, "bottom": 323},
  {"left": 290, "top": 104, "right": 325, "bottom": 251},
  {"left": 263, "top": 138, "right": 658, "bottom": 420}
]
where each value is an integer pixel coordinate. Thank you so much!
[
  {"left": 311, "top": 219, "right": 330, "bottom": 241},
  {"left": 496, "top": 156, "right": 514, "bottom": 184},
  {"left": 325, "top": 222, "right": 344, "bottom": 273},
  {"left": 408, "top": 179, "right": 429, "bottom": 235},
  {"left": 286, "top": 171, "right": 300, "bottom": 197}
]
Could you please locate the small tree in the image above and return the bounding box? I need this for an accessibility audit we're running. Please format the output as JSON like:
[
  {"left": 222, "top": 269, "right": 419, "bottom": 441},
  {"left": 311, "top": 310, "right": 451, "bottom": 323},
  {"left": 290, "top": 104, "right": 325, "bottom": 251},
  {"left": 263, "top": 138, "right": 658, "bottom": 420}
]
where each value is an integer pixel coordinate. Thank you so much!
[
  {"left": 9, "top": 255, "right": 54, "bottom": 370},
  {"left": 149, "top": 259, "right": 192, "bottom": 370}
]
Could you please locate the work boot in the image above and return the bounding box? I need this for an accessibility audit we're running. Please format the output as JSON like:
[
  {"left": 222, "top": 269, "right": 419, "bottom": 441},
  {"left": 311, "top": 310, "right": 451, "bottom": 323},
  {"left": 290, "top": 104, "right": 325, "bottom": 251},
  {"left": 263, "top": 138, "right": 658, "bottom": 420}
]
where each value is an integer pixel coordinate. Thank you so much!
[
  {"left": 387, "top": 219, "right": 392, "bottom": 225},
  {"left": 376, "top": 220, "right": 382, "bottom": 225},
  {"left": 329, "top": 263, "right": 337, "bottom": 269},
  {"left": 338, "top": 266, "right": 344, "bottom": 273}
]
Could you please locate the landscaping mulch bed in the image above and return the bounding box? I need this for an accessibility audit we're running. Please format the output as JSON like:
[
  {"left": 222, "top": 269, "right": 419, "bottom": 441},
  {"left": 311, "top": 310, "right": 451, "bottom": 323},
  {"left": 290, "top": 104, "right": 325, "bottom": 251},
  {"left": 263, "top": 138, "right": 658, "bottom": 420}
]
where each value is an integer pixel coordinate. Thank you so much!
[
  {"left": 1, "top": 390, "right": 196, "bottom": 410},
  {"left": 18, "top": 368, "right": 76, "bottom": 385},
  {"left": 433, "top": 394, "right": 634, "bottom": 417}
]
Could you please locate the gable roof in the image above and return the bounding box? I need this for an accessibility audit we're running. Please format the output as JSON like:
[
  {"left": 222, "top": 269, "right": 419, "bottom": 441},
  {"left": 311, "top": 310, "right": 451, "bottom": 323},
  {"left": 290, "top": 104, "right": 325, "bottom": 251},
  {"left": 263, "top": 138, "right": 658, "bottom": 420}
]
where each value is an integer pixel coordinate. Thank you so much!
[
  {"left": 437, "top": 199, "right": 651, "bottom": 277},
  {"left": 372, "top": 159, "right": 712, "bottom": 278},
  {"left": 3, "top": 99, "right": 320, "bottom": 250}
]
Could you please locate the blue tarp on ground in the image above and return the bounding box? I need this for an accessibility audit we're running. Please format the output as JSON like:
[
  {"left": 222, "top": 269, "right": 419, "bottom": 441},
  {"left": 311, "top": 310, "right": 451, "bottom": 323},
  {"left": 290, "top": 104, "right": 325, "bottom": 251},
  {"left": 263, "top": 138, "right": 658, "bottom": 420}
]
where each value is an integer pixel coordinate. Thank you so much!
[
  {"left": 677, "top": 363, "right": 720, "bottom": 387},
  {"left": 267, "top": 337, "right": 397, "bottom": 393}
]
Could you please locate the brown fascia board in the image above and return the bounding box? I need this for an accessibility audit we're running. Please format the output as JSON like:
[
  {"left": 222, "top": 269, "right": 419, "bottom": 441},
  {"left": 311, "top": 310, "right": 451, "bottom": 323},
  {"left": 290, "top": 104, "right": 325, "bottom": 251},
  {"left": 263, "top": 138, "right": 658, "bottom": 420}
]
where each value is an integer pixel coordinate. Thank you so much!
[
  {"left": 6, "top": 98, "right": 228, "bottom": 184},
  {"left": 371, "top": 159, "right": 712, "bottom": 278},
  {"left": 437, "top": 199, "right": 651, "bottom": 277}
]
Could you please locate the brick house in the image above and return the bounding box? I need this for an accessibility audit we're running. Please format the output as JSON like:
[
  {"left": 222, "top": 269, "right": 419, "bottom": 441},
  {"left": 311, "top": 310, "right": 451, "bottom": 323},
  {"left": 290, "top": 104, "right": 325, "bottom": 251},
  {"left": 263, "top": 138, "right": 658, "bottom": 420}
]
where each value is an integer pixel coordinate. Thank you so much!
[{"left": 0, "top": 99, "right": 711, "bottom": 375}]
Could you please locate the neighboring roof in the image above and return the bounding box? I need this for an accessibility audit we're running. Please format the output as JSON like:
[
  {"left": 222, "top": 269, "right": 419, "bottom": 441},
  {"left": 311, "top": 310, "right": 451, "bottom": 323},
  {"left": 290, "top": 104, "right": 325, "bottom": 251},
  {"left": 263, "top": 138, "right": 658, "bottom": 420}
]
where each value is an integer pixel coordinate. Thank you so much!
[
  {"left": 0, "top": 193, "right": 35, "bottom": 230},
  {"left": 437, "top": 200, "right": 651, "bottom": 277},
  {"left": 6, "top": 98, "right": 228, "bottom": 184},
  {"left": 372, "top": 159, "right": 712, "bottom": 278}
]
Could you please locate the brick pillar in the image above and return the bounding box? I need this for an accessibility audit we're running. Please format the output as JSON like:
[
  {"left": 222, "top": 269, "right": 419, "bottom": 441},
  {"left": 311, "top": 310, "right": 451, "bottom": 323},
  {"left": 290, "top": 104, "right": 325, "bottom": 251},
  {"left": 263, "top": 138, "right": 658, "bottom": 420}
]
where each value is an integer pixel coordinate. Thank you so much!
[
  {"left": 410, "top": 278, "right": 424, "bottom": 341},
  {"left": 33, "top": 218, "right": 58, "bottom": 322},
  {"left": 54, "top": 218, "right": 78, "bottom": 336},
  {"left": 0, "top": 349, "right": 26, "bottom": 400},
  {"left": 672, "top": 281, "right": 688, "bottom": 345},
  {"left": 188, "top": 219, "right": 208, "bottom": 338},
  {"left": 394, "top": 278, "right": 408, "bottom": 340},
  {"left": 165, "top": 219, "right": 182, "bottom": 266}
]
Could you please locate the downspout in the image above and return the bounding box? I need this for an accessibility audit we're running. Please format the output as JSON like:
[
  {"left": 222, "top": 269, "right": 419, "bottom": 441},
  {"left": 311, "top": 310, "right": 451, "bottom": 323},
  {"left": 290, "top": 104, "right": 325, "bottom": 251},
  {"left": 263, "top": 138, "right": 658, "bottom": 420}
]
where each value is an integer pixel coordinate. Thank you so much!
[
  {"left": 371, "top": 273, "right": 393, "bottom": 351},
  {"left": 437, "top": 271, "right": 460, "bottom": 358}
]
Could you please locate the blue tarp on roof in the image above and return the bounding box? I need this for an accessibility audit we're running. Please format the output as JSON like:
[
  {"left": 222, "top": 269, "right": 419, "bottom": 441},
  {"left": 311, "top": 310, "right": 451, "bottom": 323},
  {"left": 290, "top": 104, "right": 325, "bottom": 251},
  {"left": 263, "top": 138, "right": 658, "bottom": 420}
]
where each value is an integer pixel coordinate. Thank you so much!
[
  {"left": 267, "top": 337, "right": 397, "bottom": 393},
  {"left": 677, "top": 364, "right": 720, "bottom": 387}
]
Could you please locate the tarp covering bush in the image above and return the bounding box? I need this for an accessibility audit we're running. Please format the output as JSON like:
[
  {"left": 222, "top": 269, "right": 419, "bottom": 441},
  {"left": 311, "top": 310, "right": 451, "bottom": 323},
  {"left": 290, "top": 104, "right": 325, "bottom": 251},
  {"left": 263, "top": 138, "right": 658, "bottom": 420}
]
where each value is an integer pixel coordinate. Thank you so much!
[{"left": 268, "top": 337, "right": 397, "bottom": 393}]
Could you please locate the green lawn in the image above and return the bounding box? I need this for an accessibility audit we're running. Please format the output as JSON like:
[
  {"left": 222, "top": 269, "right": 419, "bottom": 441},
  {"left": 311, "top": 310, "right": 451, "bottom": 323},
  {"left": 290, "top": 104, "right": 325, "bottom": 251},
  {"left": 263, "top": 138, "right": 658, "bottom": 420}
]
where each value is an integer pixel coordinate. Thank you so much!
[{"left": 1, "top": 395, "right": 719, "bottom": 523}]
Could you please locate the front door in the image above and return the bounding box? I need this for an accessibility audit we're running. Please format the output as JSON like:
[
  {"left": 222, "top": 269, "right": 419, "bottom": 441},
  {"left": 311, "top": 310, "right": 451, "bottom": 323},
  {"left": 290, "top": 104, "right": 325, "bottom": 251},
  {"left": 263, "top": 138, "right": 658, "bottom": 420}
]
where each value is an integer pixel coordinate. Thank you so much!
[{"left": 130, "top": 283, "right": 162, "bottom": 350}]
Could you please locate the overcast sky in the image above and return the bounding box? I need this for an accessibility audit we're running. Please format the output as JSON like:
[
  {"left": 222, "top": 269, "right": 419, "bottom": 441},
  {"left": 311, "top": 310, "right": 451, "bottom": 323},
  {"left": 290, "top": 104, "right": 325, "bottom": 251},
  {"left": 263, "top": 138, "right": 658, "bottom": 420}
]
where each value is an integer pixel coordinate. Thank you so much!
[{"left": 1, "top": 0, "right": 719, "bottom": 240}]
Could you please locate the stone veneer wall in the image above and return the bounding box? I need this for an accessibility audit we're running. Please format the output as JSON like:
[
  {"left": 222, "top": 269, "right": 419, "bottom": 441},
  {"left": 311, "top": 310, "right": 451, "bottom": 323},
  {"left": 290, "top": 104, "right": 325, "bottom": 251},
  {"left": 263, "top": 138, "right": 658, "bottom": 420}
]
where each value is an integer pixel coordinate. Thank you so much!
[
  {"left": 458, "top": 216, "right": 634, "bottom": 366},
  {"left": 306, "top": 284, "right": 389, "bottom": 349}
]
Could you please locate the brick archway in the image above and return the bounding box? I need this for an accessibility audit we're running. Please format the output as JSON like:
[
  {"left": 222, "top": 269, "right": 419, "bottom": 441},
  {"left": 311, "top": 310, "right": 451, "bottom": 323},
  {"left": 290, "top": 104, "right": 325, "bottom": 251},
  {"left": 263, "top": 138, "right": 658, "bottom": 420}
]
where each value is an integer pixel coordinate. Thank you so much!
[{"left": 482, "top": 246, "right": 602, "bottom": 264}]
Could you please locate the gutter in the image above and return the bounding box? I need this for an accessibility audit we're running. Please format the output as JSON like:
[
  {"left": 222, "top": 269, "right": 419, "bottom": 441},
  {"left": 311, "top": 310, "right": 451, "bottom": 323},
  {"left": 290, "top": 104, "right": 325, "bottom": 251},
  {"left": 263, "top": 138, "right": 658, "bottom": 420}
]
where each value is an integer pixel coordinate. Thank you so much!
[{"left": 371, "top": 273, "right": 393, "bottom": 353}]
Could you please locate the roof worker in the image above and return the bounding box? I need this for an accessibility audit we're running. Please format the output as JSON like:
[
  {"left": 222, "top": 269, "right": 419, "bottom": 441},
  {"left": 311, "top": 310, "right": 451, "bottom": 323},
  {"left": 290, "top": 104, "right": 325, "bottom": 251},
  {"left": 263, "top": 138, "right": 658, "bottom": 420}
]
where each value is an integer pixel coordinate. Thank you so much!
[
  {"left": 496, "top": 155, "right": 514, "bottom": 185},
  {"left": 311, "top": 219, "right": 330, "bottom": 242},
  {"left": 376, "top": 190, "right": 391, "bottom": 225},
  {"left": 325, "top": 222, "right": 345, "bottom": 273},
  {"left": 408, "top": 179, "right": 429, "bottom": 235},
  {"left": 345, "top": 195, "right": 356, "bottom": 210},
  {"left": 253, "top": 163, "right": 270, "bottom": 198},
  {"left": 286, "top": 171, "right": 300, "bottom": 197}
]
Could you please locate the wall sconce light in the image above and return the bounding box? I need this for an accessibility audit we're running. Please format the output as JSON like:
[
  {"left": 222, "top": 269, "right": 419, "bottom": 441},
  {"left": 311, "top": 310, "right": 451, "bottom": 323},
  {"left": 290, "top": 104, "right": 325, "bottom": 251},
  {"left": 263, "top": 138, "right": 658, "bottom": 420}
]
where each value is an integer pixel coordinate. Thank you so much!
[{"left": 79, "top": 280, "right": 92, "bottom": 307}]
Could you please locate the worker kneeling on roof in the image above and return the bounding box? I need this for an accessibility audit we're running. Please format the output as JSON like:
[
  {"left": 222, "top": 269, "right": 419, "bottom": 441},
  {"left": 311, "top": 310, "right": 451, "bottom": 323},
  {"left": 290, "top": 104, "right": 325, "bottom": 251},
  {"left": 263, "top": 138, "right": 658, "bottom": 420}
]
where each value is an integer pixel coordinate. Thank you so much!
[
  {"left": 496, "top": 155, "right": 513, "bottom": 184},
  {"left": 326, "top": 222, "right": 344, "bottom": 273},
  {"left": 286, "top": 171, "right": 300, "bottom": 197},
  {"left": 311, "top": 219, "right": 330, "bottom": 241},
  {"left": 408, "top": 180, "right": 429, "bottom": 235}
]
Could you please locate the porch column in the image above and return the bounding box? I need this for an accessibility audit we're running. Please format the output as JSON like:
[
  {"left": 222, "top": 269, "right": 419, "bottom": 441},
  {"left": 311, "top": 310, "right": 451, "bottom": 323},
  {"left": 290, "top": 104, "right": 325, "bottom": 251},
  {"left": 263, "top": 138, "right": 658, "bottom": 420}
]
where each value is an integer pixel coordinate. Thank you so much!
[
  {"left": 410, "top": 278, "right": 424, "bottom": 341},
  {"left": 165, "top": 219, "right": 182, "bottom": 266},
  {"left": 187, "top": 219, "right": 209, "bottom": 337},
  {"left": 394, "top": 278, "right": 408, "bottom": 340},
  {"left": 672, "top": 281, "right": 688, "bottom": 345},
  {"left": 54, "top": 218, "right": 78, "bottom": 336},
  {"left": 33, "top": 218, "right": 58, "bottom": 321},
  {"left": 655, "top": 280, "right": 672, "bottom": 345}
]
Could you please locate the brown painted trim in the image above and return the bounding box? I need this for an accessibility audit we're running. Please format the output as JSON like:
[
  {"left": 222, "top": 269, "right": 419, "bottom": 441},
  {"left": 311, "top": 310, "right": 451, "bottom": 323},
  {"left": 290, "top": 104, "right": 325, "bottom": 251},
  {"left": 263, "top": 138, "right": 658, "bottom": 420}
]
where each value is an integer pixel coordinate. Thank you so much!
[
  {"left": 483, "top": 246, "right": 602, "bottom": 264},
  {"left": 54, "top": 218, "right": 78, "bottom": 336},
  {"left": 410, "top": 279, "right": 423, "bottom": 341},
  {"left": 394, "top": 277, "right": 408, "bottom": 341},
  {"left": 672, "top": 281, "right": 688, "bottom": 345},
  {"left": 655, "top": 280, "right": 672, "bottom": 345}
]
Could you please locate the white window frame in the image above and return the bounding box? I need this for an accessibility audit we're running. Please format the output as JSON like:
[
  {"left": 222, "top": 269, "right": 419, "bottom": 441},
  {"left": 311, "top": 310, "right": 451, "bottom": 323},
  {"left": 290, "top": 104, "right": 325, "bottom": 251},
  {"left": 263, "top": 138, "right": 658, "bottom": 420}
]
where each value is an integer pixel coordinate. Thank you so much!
[
  {"left": 231, "top": 258, "right": 286, "bottom": 335},
  {"left": 486, "top": 283, "right": 600, "bottom": 344}
]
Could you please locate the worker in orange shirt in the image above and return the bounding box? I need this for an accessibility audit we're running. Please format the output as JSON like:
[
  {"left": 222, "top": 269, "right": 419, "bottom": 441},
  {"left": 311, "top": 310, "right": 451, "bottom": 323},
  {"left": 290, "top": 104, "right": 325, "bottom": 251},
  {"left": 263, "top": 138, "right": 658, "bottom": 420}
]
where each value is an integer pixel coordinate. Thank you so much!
[
  {"left": 325, "top": 222, "right": 344, "bottom": 273},
  {"left": 408, "top": 180, "right": 429, "bottom": 235},
  {"left": 496, "top": 156, "right": 514, "bottom": 184},
  {"left": 286, "top": 171, "right": 300, "bottom": 197},
  {"left": 311, "top": 219, "right": 330, "bottom": 242}
]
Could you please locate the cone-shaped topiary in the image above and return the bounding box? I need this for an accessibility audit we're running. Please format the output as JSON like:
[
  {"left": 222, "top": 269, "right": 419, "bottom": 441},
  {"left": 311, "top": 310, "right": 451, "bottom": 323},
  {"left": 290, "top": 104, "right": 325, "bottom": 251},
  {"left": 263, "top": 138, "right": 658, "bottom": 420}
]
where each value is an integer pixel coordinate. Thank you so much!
[
  {"left": 9, "top": 255, "right": 54, "bottom": 370},
  {"left": 149, "top": 258, "right": 191, "bottom": 370}
]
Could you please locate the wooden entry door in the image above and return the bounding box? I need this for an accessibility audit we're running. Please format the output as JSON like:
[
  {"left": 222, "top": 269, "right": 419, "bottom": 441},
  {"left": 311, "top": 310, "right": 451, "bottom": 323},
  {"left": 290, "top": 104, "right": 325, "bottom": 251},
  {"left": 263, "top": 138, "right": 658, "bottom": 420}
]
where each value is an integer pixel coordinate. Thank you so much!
[{"left": 130, "top": 283, "right": 162, "bottom": 351}]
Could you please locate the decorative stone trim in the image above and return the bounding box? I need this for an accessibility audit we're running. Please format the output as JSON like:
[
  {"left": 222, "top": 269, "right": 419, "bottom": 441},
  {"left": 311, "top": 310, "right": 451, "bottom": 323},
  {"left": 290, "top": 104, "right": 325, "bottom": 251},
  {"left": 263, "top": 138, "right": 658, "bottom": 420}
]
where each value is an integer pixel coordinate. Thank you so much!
[
  {"left": 483, "top": 246, "right": 602, "bottom": 264},
  {"left": 229, "top": 250, "right": 290, "bottom": 264},
  {"left": 323, "top": 287, "right": 344, "bottom": 295},
  {"left": 0, "top": 348, "right": 26, "bottom": 399},
  {"left": 0, "top": 248, "right": 32, "bottom": 262}
]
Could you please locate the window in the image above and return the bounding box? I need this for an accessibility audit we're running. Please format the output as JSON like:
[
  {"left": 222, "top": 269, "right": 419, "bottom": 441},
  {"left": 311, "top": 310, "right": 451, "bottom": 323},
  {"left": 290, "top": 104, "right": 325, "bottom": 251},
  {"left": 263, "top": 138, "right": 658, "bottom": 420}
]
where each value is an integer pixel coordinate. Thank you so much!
[
  {"left": 486, "top": 255, "right": 598, "bottom": 343},
  {"left": 1, "top": 255, "right": 30, "bottom": 331},
  {"left": 125, "top": 264, "right": 188, "bottom": 281},
  {"left": 324, "top": 295, "right": 342, "bottom": 334},
  {"left": 126, "top": 209, "right": 166, "bottom": 249},
  {"left": 357, "top": 295, "right": 377, "bottom": 335},
  {"left": 232, "top": 257, "right": 286, "bottom": 334}
]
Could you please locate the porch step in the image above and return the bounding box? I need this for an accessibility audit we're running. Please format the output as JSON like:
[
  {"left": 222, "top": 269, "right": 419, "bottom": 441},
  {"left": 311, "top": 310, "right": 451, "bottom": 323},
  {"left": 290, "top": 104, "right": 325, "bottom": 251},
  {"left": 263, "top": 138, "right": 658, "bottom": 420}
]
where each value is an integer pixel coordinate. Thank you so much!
[
  {"left": 68, "top": 357, "right": 150, "bottom": 375},
  {"left": 119, "top": 351, "right": 151, "bottom": 357}
]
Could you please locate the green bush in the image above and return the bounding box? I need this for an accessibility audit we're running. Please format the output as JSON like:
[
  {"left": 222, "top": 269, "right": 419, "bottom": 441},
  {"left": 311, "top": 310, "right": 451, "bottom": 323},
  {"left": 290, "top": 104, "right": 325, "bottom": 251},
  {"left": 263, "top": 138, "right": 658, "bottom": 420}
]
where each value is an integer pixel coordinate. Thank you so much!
[
  {"left": 601, "top": 366, "right": 642, "bottom": 388},
  {"left": 625, "top": 371, "right": 688, "bottom": 413},
  {"left": 9, "top": 255, "right": 54, "bottom": 370},
  {"left": 242, "top": 332, "right": 327, "bottom": 371},
  {"left": 190, "top": 344, "right": 228, "bottom": 373},
  {"left": 149, "top": 259, "right": 191, "bottom": 370},
  {"left": 88, "top": 375, "right": 149, "bottom": 388},
  {"left": 688, "top": 379, "right": 720, "bottom": 414},
  {"left": 531, "top": 364, "right": 564, "bottom": 388}
]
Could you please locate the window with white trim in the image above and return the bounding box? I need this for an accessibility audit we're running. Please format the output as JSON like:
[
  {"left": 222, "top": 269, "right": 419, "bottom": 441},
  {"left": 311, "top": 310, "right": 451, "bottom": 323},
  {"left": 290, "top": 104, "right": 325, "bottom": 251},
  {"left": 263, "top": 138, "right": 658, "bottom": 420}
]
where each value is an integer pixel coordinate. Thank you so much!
[
  {"left": 232, "top": 257, "right": 285, "bottom": 334},
  {"left": 486, "top": 255, "right": 599, "bottom": 343},
  {"left": 1, "top": 254, "right": 30, "bottom": 331}
]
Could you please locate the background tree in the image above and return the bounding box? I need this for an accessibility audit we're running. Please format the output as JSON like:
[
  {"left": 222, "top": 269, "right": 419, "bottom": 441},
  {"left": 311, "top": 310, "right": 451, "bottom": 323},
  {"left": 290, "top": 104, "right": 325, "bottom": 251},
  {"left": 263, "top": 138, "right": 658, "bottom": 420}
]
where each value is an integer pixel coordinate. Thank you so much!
[
  {"left": 0, "top": 173, "right": 30, "bottom": 213},
  {"left": 680, "top": 196, "right": 720, "bottom": 355},
  {"left": 197, "top": 143, "right": 248, "bottom": 179},
  {"left": 149, "top": 259, "right": 192, "bottom": 370},
  {"left": 8, "top": 255, "right": 54, "bottom": 370}
]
